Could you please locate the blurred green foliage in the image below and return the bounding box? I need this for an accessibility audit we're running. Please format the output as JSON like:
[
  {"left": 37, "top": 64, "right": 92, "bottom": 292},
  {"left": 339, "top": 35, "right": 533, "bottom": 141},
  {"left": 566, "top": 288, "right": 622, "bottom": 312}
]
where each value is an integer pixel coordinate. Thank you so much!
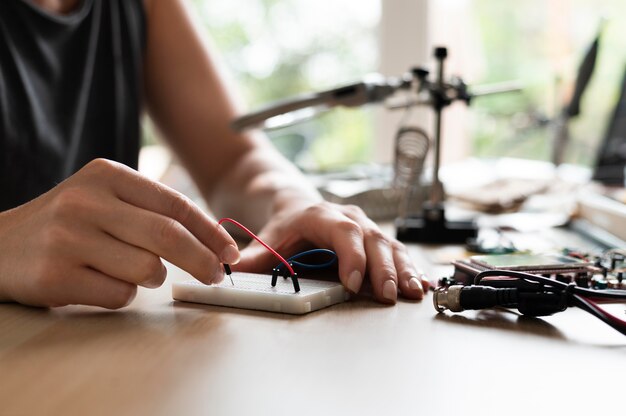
[
  {"left": 469, "top": 0, "right": 626, "bottom": 166},
  {"left": 190, "top": 0, "right": 379, "bottom": 170},
  {"left": 144, "top": 0, "right": 626, "bottom": 169}
]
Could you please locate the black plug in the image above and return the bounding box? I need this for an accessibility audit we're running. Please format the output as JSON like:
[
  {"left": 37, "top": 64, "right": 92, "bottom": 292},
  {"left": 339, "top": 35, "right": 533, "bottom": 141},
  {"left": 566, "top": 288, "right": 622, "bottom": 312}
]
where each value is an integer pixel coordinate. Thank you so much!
[
  {"left": 434, "top": 285, "right": 518, "bottom": 312},
  {"left": 434, "top": 285, "right": 568, "bottom": 317},
  {"left": 516, "top": 291, "right": 566, "bottom": 317},
  {"left": 223, "top": 263, "right": 233, "bottom": 285}
]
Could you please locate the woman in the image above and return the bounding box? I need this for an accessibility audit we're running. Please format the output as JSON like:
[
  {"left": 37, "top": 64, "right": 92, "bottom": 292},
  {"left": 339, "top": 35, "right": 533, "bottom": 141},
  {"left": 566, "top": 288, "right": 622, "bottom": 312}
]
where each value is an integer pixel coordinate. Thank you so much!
[{"left": 0, "top": 0, "right": 428, "bottom": 308}]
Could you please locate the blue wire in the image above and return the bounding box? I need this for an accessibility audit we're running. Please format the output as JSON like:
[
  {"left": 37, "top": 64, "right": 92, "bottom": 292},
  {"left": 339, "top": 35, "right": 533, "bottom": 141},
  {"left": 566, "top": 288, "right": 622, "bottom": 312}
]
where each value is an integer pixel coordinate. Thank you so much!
[{"left": 274, "top": 248, "right": 337, "bottom": 271}]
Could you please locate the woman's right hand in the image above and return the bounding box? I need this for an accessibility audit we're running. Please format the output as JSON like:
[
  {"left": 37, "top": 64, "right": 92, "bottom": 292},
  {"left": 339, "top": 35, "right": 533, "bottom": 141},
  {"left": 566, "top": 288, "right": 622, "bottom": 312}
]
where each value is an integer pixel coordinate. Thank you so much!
[{"left": 0, "top": 158, "right": 239, "bottom": 309}]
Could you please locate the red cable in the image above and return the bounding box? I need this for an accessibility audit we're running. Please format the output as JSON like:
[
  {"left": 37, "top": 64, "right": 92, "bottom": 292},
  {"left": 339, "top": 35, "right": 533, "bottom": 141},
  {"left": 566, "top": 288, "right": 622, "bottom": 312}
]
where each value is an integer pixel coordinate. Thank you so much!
[
  {"left": 582, "top": 296, "right": 626, "bottom": 328},
  {"left": 218, "top": 218, "right": 295, "bottom": 276}
]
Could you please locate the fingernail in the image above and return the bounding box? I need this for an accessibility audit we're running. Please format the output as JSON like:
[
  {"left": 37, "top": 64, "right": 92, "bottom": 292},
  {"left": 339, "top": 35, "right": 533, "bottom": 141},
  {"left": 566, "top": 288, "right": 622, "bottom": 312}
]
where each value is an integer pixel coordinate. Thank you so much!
[
  {"left": 382, "top": 280, "right": 397, "bottom": 302},
  {"left": 346, "top": 270, "right": 362, "bottom": 293},
  {"left": 408, "top": 277, "right": 423, "bottom": 292},
  {"left": 220, "top": 245, "right": 240, "bottom": 265}
]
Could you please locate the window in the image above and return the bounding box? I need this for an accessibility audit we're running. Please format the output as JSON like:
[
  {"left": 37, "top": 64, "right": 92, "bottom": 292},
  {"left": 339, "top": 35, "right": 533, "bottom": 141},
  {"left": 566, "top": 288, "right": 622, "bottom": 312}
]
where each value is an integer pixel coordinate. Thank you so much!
[
  {"left": 192, "top": 0, "right": 381, "bottom": 169},
  {"left": 431, "top": 0, "right": 626, "bottom": 166},
  {"left": 149, "top": 1, "right": 622, "bottom": 172}
]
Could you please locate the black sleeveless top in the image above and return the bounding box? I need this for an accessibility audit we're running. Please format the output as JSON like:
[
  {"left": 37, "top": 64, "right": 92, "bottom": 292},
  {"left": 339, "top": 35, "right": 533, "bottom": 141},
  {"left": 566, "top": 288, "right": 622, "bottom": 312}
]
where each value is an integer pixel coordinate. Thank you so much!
[{"left": 0, "top": 0, "right": 145, "bottom": 210}]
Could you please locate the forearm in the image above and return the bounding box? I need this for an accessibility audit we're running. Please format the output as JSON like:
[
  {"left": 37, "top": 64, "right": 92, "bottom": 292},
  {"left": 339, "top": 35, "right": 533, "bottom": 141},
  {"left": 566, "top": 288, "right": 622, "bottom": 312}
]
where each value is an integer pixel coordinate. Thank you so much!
[
  {"left": 207, "top": 134, "right": 322, "bottom": 233},
  {"left": 142, "top": 0, "right": 319, "bottom": 232}
]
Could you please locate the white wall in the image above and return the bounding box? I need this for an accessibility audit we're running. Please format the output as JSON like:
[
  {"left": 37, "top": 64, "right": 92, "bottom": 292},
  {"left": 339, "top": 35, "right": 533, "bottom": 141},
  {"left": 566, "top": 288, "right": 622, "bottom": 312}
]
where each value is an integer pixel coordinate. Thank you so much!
[
  {"left": 375, "top": 0, "right": 431, "bottom": 164},
  {"left": 377, "top": 0, "right": 481, "bottom": 166}
]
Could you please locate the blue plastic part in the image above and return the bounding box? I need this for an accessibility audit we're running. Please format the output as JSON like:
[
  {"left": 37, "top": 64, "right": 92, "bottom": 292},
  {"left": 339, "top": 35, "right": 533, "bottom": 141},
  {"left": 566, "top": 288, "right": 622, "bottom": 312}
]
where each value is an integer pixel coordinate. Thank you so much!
[{"left": 274, "top": 249, "right": 338, "bottom": 272}]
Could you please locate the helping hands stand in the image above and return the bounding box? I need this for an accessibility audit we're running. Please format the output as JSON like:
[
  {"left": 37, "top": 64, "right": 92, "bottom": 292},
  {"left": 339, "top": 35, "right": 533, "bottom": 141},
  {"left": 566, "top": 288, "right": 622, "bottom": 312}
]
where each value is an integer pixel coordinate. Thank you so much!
[
  {"left": 395, "top": 47, "right": 477, "bottom": 244},
  {"left": 230, "top": 46, "right": 518, "bottom": 244}
]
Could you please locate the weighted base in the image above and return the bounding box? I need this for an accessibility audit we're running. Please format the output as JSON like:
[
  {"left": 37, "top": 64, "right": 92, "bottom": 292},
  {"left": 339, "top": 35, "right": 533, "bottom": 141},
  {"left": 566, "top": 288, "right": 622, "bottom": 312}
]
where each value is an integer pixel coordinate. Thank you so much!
[{"left": 395, "top": 204, "right": 477, "bottom": 244}]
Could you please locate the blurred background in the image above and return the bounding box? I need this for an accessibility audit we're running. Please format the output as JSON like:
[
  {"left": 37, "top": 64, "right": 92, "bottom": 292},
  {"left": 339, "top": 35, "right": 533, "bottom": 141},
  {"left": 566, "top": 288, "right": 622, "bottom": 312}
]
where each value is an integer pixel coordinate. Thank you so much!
[{"left": 144, "top": 0, "right": 626, "bottom": 172}]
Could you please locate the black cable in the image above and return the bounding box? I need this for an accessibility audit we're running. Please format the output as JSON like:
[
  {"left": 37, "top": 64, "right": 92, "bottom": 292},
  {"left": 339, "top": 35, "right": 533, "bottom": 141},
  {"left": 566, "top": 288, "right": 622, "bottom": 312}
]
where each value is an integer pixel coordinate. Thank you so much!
[
  {"left": 471, "top": 269, "right": 626, "bottom": 335},
  {"left": 475, "top": 270, "right": 626, "bottom": 302}
]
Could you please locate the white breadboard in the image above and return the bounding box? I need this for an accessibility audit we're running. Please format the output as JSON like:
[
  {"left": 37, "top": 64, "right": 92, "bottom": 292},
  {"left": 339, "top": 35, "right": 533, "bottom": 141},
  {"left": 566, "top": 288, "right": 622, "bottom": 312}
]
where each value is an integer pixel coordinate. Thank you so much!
[{"left": 172, "top": 272, "right": 349, "bottom": 315}]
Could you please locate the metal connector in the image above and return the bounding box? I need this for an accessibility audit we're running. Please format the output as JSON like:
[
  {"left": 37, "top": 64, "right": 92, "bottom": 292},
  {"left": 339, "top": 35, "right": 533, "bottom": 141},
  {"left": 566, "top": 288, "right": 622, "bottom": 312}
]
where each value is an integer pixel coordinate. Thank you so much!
[
  {"left": 223, "top": 264, "right": 234, "bottom": 286},
  {"left": 433, "top": 285, "right": 464, "bottom": 312}
]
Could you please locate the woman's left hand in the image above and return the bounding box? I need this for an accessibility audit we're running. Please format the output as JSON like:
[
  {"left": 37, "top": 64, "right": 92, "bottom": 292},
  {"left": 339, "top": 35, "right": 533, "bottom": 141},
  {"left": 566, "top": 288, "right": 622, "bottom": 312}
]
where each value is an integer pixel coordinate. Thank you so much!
[{"left": 233, "top": 202, "right": 429, "bottom": 304}]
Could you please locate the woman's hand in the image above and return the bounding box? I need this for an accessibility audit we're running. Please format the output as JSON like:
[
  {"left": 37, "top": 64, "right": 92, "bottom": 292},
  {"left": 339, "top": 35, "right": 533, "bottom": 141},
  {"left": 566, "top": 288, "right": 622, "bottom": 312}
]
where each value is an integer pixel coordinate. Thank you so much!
[
  {"left": 234, "top": 201, "right": 429, "bottom": 304},
  {"left": 140, "top": 0, "right": 427, "bottom": 305},
  {"left": 0, "top": 159, "right": 240, "bottom": 309}
]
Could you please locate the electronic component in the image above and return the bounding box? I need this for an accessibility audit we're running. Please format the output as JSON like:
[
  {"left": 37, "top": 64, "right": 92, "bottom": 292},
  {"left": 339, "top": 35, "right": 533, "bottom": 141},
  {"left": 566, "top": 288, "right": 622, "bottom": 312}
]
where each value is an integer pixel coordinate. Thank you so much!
[
  {"left": 172, "top": 272, "right": 348, "bottom": 315},
  {"left": 218, "top": 217, "right": 299, "bottom": 291},
  {"left": 434, "top": 269, "right": 626, "bottom": 336},
  {"left": 190, "top": 219, "right": 344, "bottom": 314},
  {"left": 449, "top": 253, "right": 597, "bottom": 286},
  {"left": 436, "top": 249, "right": 626, "bottom": 336},
  {"left": 223, "top": 263, "right": 233, "bottom": 285},
  {"left": 272, "top": 247, "right": 337, "bottom": 292}
]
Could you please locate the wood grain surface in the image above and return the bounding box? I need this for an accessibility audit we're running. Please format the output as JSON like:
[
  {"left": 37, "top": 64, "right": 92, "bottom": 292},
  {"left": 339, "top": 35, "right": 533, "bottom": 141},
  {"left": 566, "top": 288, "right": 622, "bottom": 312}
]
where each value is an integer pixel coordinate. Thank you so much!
[{"left": 1, "top": 228, "right": 624, "bottom": 416}]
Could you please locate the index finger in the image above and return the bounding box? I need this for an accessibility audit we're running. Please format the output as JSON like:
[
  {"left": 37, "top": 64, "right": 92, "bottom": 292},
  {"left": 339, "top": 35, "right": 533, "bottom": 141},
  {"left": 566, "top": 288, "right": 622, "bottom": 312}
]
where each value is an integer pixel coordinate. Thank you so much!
[{"left": 92, "top": 159, "right": 240, "bottom": 264}]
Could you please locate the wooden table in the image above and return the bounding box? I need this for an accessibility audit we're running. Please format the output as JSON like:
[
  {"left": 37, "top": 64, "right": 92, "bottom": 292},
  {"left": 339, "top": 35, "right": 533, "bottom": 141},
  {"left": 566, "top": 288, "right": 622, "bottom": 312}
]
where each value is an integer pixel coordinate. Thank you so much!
[{"left": 1, "top": 227, "right": 625, "bottom": 416}]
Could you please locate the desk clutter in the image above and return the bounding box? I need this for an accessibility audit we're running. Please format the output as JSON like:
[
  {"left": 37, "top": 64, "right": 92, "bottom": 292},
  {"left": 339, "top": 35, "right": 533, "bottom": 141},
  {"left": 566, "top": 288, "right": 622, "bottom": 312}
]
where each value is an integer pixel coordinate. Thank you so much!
[
  {"left": 172, "top": 217, "right": 346, "bottom": 314},
  {"left": 434, "top": 249, "right": 626, "bottom": 336}
]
